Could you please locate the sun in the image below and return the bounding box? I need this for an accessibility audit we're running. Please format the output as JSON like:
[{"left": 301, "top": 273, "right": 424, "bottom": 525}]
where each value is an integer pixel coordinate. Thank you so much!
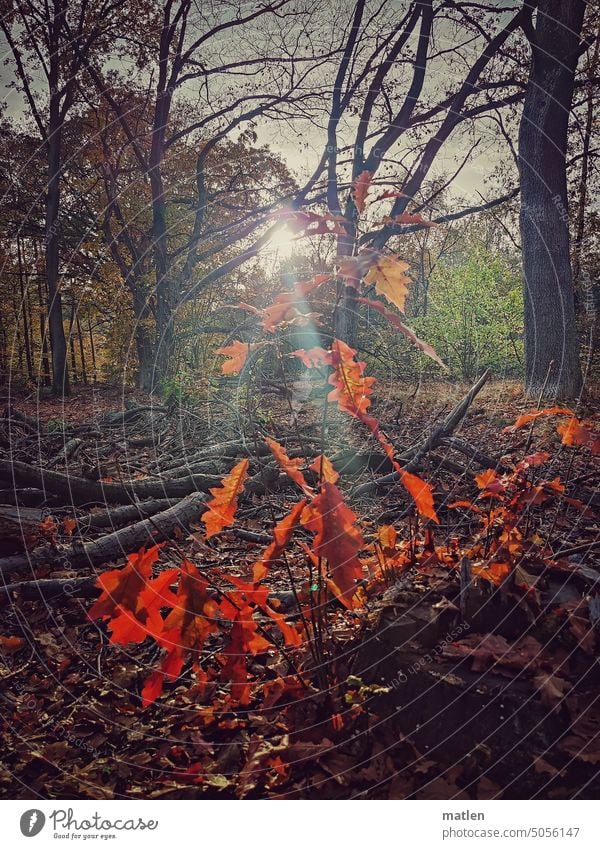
[{"left": 268, "top": 225, "right": 297, "bottom": 258}]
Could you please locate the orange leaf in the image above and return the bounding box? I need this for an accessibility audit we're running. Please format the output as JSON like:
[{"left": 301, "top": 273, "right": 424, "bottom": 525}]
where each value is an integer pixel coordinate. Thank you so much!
[
  {"left": 291, "top": 346, "right": 332, "bottom": 369},
  {"left": 62, "top": 516, "right": 77, "bottom": 536},
  {"left": 471, "top": 562, "right": 511, "bottom": 586},
  {"left": 377, "top": 525, "right": 397, "bottom": 552},
  {"left": 309, "top": 454, "right": 339, "bottom": 484},
  {"left": 265, "top": 437, "right": 312, "bottom": 494},
  {"left": 557, "top": 418, "right": 600, "bottom": 455},
  {"left": 391, "top": 212, "right": 435, "bottom": 227},
  {"left": 0, "top": 635, "right": 24, "bottom": 653},
  {"left": 352, "top": 170, "right": 372, "bottom": 213},
  {"left": 474, "top": 468, "right": 505, "bottom": 494},
  {"left": 88, "top": 546, "right": 174, "bottom": 645},
  {"left": 253, "top": 499, "right": 307, "bottom": 583},
  {"left": 203, "top": 458, "right": 250, "bottom": 538},
  {"left": 399, "top": 470, "right": 439, "bottom": 524},
  {"left": 300, "top": 482, "right": 365, "bottom": 608},
  {"left": 508, "top": 406, "right": 573, "bottom": 430},
  {"left": 327, "top": 339, "right": 376, "bottom": 418},
  {"left": 364, "top": 254, "right": 411, "bottom": 313},
  {"left": 215, "top": 341, "right": 261, "bottom": 375}
]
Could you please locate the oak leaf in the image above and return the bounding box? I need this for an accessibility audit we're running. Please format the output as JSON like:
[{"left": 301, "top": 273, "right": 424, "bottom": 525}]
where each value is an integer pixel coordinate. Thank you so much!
[
  {"left": 203, "top": 458, "right": 250, "bottom": 538},
  {"left": 215, "top": 341, "right": 261, "bottom": 375},
  {"left": 364, "top": 254, "right": 411, "bottom": 313}
]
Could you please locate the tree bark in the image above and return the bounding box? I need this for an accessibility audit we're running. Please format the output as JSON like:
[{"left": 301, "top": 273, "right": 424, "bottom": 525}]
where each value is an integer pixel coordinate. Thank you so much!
[
  {"left": 46, "top": 51, "right": 69, "bottom": 395},
  {"left": 518, "top": 0, "right": 585, "bottom": 399}
]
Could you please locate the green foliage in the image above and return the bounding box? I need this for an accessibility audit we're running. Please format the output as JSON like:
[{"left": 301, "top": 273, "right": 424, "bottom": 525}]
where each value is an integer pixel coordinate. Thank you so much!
[{"left": 414, "top": 248, "right": 523, "bottom": 380}]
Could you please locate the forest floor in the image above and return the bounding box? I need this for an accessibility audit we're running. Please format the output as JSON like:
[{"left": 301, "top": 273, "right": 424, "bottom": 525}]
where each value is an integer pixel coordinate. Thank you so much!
[{"left": 0, "top": 378, "right": 599, "bottom": 799}]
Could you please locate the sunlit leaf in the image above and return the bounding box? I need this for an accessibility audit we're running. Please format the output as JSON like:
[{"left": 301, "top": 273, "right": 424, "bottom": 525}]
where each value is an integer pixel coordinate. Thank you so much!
[{"left": 203, "top": 458, "right": 250, "bottom": 538}]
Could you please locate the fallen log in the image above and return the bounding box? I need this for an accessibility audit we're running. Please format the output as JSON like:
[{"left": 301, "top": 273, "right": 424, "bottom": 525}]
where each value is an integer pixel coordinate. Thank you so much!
[
  {"left": 0, "top": 458, "right": 222, "bottom": 505},
  {"left": 0, "top": 491, "right": 206, "bottom": 576},
  {"left": 351, "top": 370, "right": 491, "bottom": 499},
  {"left": 81, "top": 498, "right": 179, "bottom": 530}
]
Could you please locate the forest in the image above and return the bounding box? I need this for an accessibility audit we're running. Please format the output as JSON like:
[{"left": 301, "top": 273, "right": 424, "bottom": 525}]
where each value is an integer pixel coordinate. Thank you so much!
[{"left": 0, "top": 0, "right": 599, "bottom": 803}]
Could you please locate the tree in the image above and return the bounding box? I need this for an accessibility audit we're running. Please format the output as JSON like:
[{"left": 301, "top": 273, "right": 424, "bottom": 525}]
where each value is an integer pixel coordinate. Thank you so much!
[
  {"left": 0, "top": 0, "right": 136, "bottom": 394},
  {"left": 518, "top": 0, "right": 586, "bottom": 399}
]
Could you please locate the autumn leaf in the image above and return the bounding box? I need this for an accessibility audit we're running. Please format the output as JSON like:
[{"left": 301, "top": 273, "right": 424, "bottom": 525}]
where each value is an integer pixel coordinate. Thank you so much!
[
  {"left": 291, "top": 346, "right": 332, "bottom": 369},
  {"left": 507, "top": 406, "right": 574, "bottom": 431},
  {"left": 143, "top": 560, "right": 221, "bottom": 706},
  {"left": 273, "top": 209, "right": 348, "bottom": 236},
  {"left": 377, "top": 525, "right": 397, "bottom": 552},
  {"left": 399, "top": 469, "right": 439, "bottom": 524},
  {"left": 309, "top": 454, "right": 339, "bottom": 484},
  {"left": 219, "top": 610, "right": 270, "bottom": 704},
  {"left": 390, "top": 212, "right": 435, "bottom": 227},
  {"left": 471, "top": 561, "right": 511, "bottom": 586},
  {"left": 253, "top": 499, "right": 307, "bottom": 583},
  {"left": 557, "top": 417, "right": 600, "bottom": 455},
  {"left": 351, "top": 170, "right": 372, "bottom": 213},
  {"left": 265, "top": 437, "right": 312, "bottom": 494},
  {"left": 203, "top": 458, "right": 250, "bottom": 538},
  {"left": 355, "top": 296, "right": 445, "bottom": 368},
  {"left": 62, "top": 516, "right": 77, "bottom": 536},
  {"left": 215, "top": 341, "right": 261, "bottom": 375},
  {"left": 300, "top": 482, "right": 365, "bottom": 608},
  {"left": 88, "top": 546, "right": 177, "bottom": 645},
  {"left": 364, "top": 254, "right": 411, "bottom": 313},
  {"left": 534, "top": 672, "right": 570, "bottom": 709},
  {"left": 373, "top": 189, "right": 408, "bottom": 202},
  {"left": 474, "top": 468, "right": 505, "bottom": 494},
  {"left": 328, "top": 339, "right": 376, "bottom": 418},
  {"left": 0, "top": 635, "right": 24, "bottom": 653}
]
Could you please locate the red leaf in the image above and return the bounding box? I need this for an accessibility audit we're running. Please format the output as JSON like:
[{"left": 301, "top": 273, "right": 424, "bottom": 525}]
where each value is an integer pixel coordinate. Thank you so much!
[
  {"left": 309, "top": 454, "right": 339, "bottom": 484},
  {"left": 215, "top": 341, "right": 261, "bottom": 375},
  {"left": 557, "top": 417, "right": 600, "bottom": 454},
  {"left": 474, "top": 468, "right": 505, "bottom": 494},
  {"left": 351, "top": 170, "right": 372, "bottom": 213},
  {"left": 390, "top": 212, "right": 435, "bottom": 227},
  {"left": 253, "top": 499, "right": 307, "bottom": 583},
  {"left": 0, "top": 635, "right": 24, "bottom": 653},
  {"left": 399, "top": 470, "right": 439, "bottom": 524},
  {"left": 88, "top": 546, "right": 168, "bottom": 645},
  {"left": 265, "top": 437, "right": 312, "bottom": 494},
  {"left": 290, "top": 346, "right": 332, "bottom": 369},
  {"left": 300, "top": 482, "right": 365, "bottom": 608},
  {"left": 507, "top": 406, "right": 574, "bottom": 430},
  {"left": 203, "top": 458, "right": 250, "bottom": 538}
]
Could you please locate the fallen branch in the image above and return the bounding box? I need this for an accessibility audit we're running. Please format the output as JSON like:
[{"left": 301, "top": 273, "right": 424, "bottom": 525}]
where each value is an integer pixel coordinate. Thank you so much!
[
  {"left": 351, "top": 370, "right": 491, "bottom": 498},
  {"left": 80, "top": 498, "right": 179, "bottom": 530},
  {"left": 0, "top": 492, "right": 206, "bottom": 576},
  {"left": 0, "top": 458, "right": 222, "bottom": 505}
]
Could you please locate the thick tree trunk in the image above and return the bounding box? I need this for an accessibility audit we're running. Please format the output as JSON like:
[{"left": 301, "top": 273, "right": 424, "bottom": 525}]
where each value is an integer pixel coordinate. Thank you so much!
[{"left": 518, "top": 0, "right": 585, "bottom": 399}]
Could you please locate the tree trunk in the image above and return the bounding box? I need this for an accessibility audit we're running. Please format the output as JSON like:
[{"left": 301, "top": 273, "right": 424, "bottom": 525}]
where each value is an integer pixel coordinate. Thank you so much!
[
  {"left": 518, "top": 0, "right": 585, "bottom": 399},
  {"left": 46, "top": 84, "right": 69, "bottom": 395},
  {"left": 149, "top": 87, "right": 174, "bottom": 392},
  {"left": 16, "top": 236, "right": 34, "bottom": 380},
  {"left": 131, "top": 287, "right": 155, "bottom": 392}
]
